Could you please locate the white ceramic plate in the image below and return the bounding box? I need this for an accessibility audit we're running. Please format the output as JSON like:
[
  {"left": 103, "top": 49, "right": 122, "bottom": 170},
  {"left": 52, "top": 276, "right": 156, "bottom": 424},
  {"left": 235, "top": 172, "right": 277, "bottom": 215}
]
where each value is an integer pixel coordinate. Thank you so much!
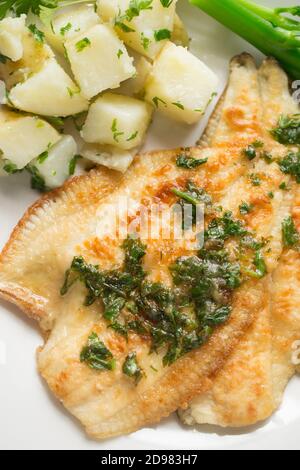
[{"left": 0, "top": 0, "right": 299, "bottom": 450}]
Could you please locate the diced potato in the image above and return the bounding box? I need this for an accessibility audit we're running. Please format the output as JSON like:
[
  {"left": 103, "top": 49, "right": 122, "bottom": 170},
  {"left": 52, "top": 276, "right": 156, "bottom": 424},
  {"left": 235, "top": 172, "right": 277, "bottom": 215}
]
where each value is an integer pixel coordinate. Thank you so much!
[
  {"left": 30, "top": 135, "right": 78, "bottom": 189},
  {"left": 118, "top": 56, "right": 152, "bottom": 96},
  {"left": 145, "top": 42, "right": 218, "bottom": 124},
  {"left": 82, "top": 143, "right": 135, "bottom": 173},
  {"left": 44, "top": 4, "right": 100, "bottom": 54},
  {"left": 81, "top": 92, "right": 153, "bottom": 150},
  {"left": 0, "top": 28, "right": 54, "bottom": 90},
  {"left": 97, "top": 0, "right": 178, "bottom": 59},
  {"left": 171, "top": 14, "right": 190, "bottom": 47},
  {"left": 9, "top": 58, "right": 89, "bottom": 117},
  {"left": 0, "top": 114, "right": 61, "bottom": 169},
  {"left": 65, "top": 24, "right": 135, "bottom": 100},
  {"left": 0, "top": 15, "right": 26, "bottom": 62}
]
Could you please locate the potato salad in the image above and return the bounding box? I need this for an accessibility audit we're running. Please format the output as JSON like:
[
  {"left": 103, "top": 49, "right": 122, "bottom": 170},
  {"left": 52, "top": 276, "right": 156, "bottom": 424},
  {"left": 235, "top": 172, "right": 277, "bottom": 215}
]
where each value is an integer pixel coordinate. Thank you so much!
[{"left": 0, "top": 0, "right": 218, "bottom": 190}]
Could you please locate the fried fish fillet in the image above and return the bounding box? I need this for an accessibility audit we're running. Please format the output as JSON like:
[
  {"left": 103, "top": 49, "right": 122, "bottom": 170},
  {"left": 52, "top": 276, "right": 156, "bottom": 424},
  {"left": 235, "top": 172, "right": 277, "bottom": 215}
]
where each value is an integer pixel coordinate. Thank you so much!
[
  {"left": 0, "top": 55, "right": 294, "bottom": 439},
  {"left": 180, "top": 58, "right": 300, "bottom": 428}
]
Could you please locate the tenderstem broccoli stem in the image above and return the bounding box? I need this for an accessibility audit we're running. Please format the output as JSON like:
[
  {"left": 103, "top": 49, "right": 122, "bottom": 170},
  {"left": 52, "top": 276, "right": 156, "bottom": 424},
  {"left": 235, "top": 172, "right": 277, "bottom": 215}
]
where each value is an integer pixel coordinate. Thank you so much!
[{"left": 190, "top": 0, "right": 300, "bottom": 79}]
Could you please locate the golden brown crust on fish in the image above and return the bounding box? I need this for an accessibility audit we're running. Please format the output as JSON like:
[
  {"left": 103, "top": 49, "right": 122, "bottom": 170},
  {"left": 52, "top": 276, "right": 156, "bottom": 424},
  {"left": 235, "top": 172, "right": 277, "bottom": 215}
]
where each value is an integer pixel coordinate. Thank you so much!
[
  {"left": 0, "top": 54, "right": 296, "bottom": 439},
  {"left": 180, "top": 57, "right": 300, "bottom": 428}
]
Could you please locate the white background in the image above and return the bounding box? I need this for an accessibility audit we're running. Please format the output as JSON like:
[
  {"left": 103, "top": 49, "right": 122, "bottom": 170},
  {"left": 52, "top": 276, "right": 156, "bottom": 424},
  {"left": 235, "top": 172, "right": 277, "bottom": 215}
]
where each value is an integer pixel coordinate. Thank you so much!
[{"left": 0, "top": 0, "right": 299, "bottom": 450}]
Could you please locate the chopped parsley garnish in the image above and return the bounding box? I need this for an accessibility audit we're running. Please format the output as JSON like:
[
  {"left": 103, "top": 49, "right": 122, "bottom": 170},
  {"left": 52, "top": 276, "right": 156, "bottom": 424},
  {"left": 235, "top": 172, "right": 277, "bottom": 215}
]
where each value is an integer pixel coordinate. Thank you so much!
[
  {"left": 3, "top": 161, "right": 19, "bottom": 174},
  {"left": 279, "top": 182, "right": 288, "bottom": 190},
  {"left": 152, "top": 96, "right": 166, "bottom": 108},
  {"left": 282, "top": 216, "right": 300, "bottom": 248},
  {"left": 243, "top": 141, "right": 263, "bottom": 161},
  {"left": 60, "top": 22, "right": 72, "bottom": 36},
  {"left": 154, "top": 28, "right": 171, "bottom": 41},
  {"left": 75, "top": 37, "right": 91, "bottom": 52},
  {"left": 252, "top": 250, "right": 267, "bottom": 278},
  {"left": 111, "top": 119, "right": 124, "bottom": 143},
  {"left": 127, "top": 131, "right": 138, "bottom": 142},
  {"left": 28, "top": 24, "right": 45, "bottom": 43},
  {"left": 141, "top": 32, "right": 150, "bottom": 50},
  {"left": 115, "top": 0, "right": 153, "bottom": 32},
  {"left": 262, "top": 152, "right": 274, "bottom": 164},
  {"left": 239, "top": 202, "right": 253, "bottom": 215},
  {"left": 27, "top": 165, "right": 46, "bottom": 192},
  {"left": 172, "top": 102, "right": 184, "bottom": 110},
  {"left": 271, "top": 114, "right": 300, "bottom": 145},
  {"left": 80, "top": 332, "right": 116, "bottom": 371},
  {"left": 0, "top": 53, "right": 9, "bottom": 63},
  {"left": 117, "top": 49, "right": 124, "bottom": 59},
  {"left": 249, "top": 173, "right": 262, "bottom": 186},
  {"left": 176, "top": 153, "right": 208, "bottom": 169},
  {"left": 69, "top": 154, "right": 81, "bottom": 176},
  {"left": 122, "top": 352, "right": 144, "bottom": 383},
  {"left": 37, "top": 150, "right": 49, "bottom": 164},
  {"left": 46, "top": 116, "right": 65, "bottom": 131},
  {"left": 115, "top": 21, "right": 135, "bottom": 33},
  {"left": 279, "top": 151, "right": 300, "bottom": 183},
  {"left": 172, "top": 181, "right": 212, "bottom": 208},
  {"left": 160, "top": 0, "right": 173, "bottom": 6},
  {"left": 62, "top": 182, "right": 267, "bottom": 371}
]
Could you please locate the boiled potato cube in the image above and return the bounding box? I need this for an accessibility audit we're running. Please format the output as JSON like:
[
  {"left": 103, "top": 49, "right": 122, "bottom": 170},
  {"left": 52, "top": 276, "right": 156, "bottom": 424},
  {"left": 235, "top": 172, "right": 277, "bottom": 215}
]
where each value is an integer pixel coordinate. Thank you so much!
[
  {"left": 81, "top": 92, "right": 153, "bottom": 150},
  {"left": 82, "top": 143, "right": 135, "bottom": 173},
  {"left": 0, "top": 15, "right": 26, "bottom": 62},
  {"left": 97, "top": 0, "right": 177, "bottom": 59},
  {"left": 65, "top": 24, "right": 135, "bottom": 99},
  {"left": 9, "top": 58, "right": 89, "bottom": 117},
  {"left": 0, "top": 114, "right": 61, "bottom": 169},
  {"left": 0, "top": 27, "right": 54, "bottom": 90},
  {"left": 30, "top": 135, "right": 78, "bottom": 189},
  {"left": 145, "top": 42, "right": 218, "bottom": 124},
  {"left": 118, "top": 56, "right": 152, "bottom": 96},
  {"left": 44, "top": 4, "right": 100, "bottom": 54}
]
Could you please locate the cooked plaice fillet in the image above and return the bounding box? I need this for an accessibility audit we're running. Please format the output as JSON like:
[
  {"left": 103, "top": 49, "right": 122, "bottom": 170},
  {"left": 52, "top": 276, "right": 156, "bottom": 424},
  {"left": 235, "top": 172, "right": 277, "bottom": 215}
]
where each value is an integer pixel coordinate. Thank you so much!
[
  {"left": 0, "top": 55, "right": 295, "bottom": 439},
  {"left": 180, "top": 58, "right": 300, "bottom": 428}
]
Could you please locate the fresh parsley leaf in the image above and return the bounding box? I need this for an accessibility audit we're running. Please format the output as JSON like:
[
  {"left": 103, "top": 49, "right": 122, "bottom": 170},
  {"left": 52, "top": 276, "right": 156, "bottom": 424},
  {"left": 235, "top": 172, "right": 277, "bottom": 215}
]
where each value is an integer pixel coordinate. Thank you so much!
[
  {"left": 249, "top": 173, "right": 262, "bottom": 186},
  {"left": 124, "top": 0, "right": 153, "bottom": 22},
  {"left": 75, "top": 37, "right": 91, "bottom": 52},
  {"left": 279, "top": 151, "right": 300, "bottom": 183},
  {"left": 111, "top": 118, "right": 124, "bottom": 143},
  {"left": 154, "top": 28, "right": 171, "bottom": 41},
  {"left": 45, "top": 116, "right": 65, "bottom": 131},
  {"left": 80, "top": 332, "right": 116, "bottom": 371},
  {"left": 0, "top": 53, "right": 9, "bottom": 63},
  {"left": 152, "top": 96, "right": 166, "bottom": 108},
  {"left": 28, "top": 24, "right": 45, "bottom": 43},
  {"left": 60, "top": 22, "right": 72, "bottom": 36},
  {"left": 141, "top": 32, "right": 150, "bottom": 49},
  {"left": 239, "top": 201, "right": 253, "bottom": 215},
  {"left": 0, "top": 0, "right": 58, "bottom": 20},
  {"left": 172, "top": 101, "right": 184, "bottom": 110},
  {"left": 282, "top": 216, "right": 300, "bottom": 248},
  {"left": 26, "top": 165, "right": 46, "bottom": 192},
  {"left": 3, "top": 161, "right": 20, "bottom": 174},
  {"left": 160, "top": 0, "right": 173, "bottom": 6},
  {"left": 176, "top": 153, "right": 208, "bottom": 169},
  {"left": 69, "top": 154, "right": 81, "bottom": 176},
  {"left": 115, "top": 0, "right": 153, "bottom": 32},
  {"left": 271, "top": 114, "right": 300, "bottom": 145},
  {"left": 37, "top": 150, "right": 49, "bottom": 164},
  {"left": 122, "top": 352, "right": 143, "bottom": 383},
  {"left": 126, "top": 131, "right": 138, "bottom": 142}
]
